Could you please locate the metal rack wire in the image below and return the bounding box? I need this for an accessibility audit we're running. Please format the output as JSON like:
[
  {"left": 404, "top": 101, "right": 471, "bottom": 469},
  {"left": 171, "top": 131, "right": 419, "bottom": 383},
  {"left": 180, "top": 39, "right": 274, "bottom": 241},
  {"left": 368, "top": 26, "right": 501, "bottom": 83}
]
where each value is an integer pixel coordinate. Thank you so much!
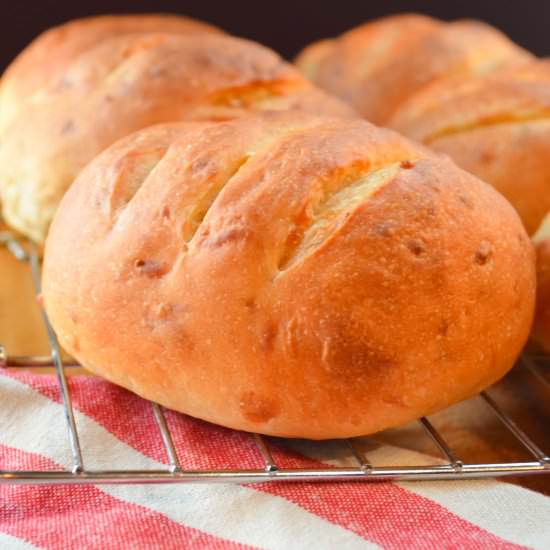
[{"left": 0, "top": 232, "right": 549, "bottom": 485}]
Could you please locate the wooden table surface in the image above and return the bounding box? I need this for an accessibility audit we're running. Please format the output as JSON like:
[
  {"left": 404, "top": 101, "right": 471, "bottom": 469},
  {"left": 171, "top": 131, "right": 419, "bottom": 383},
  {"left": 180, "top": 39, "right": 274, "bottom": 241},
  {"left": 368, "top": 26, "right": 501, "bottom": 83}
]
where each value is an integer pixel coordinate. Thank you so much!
[{"left": 0, "top": 226, "right": 49, "bottom": 356}]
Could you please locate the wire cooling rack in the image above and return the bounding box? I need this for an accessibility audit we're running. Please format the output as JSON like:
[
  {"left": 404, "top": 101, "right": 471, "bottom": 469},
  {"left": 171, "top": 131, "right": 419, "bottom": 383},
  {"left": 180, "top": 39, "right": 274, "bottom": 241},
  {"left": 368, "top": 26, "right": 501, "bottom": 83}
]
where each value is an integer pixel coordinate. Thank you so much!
[{"left": 0, "top": 232, "right": 549, "bottom": 485}]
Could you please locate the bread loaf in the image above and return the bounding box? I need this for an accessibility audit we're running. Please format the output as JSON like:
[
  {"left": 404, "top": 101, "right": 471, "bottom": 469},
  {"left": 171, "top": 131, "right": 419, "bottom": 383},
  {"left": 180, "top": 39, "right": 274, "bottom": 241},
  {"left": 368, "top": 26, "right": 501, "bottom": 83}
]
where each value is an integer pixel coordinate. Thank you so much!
[
  {"left": 42, "top": 112, "right": 535, "bottom": 439},
  {"left": 295, "top": 14, "right": 533, "bottom": 125},
  {"left": 0, "top": 31, "right": 356, "bottom": 244},
  {"left": 390, "top": 60, "right": 550, "bottom": 235},
  {"left": 0, "top": 14, "right": 220, "bottom": 132}
]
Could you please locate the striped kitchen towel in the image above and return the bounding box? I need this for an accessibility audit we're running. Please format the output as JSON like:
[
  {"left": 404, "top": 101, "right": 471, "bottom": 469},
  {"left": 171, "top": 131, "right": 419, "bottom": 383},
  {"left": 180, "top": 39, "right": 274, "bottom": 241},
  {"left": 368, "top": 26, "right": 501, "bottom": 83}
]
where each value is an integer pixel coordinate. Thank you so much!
[{"left": 1, "top": 368, "right": 549, "bottom": 550}]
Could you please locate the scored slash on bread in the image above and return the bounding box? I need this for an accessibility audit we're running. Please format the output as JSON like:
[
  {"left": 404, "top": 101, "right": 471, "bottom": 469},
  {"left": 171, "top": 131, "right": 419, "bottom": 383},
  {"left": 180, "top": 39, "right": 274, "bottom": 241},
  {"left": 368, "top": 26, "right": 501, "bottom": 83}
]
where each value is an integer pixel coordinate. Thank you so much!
[{"left": 42, "top": 112, "right": 535, "bottom": 439}]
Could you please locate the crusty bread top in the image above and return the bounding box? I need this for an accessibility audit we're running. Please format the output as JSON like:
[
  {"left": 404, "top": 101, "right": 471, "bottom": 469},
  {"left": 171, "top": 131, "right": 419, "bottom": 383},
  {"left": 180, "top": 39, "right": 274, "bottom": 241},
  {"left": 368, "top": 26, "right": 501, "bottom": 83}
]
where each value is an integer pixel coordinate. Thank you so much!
[
  {"left": 389, "top": 59, "right": 550, "bottom": 142},
  {"left": 295, "top": 13, "right": 534, "bottom": 124},
  {"left": 42, "top": 111, "right": 535, "bottom": 438},
  {"left": 387, "top": 59, "right": 550, "bottom": 235},
  {"left": 0, "top": 32, "right": 357, "bottom": 243},
  {"left": 297, "top": 14, "right": 439, "bottom": 93},
  {"left": 0, "top": 14, "right": 220, "bottom": 130}
]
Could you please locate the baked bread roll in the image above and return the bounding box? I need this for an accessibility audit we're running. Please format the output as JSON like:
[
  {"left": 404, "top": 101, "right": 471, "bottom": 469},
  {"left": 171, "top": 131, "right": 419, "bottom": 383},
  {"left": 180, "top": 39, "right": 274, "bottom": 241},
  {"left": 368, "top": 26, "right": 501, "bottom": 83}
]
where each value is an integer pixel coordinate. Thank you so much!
[
  {"left": 0, "top": 14, "right": 220, "bottom": 132},
  {"left": 390, "top": 60, "right": 550, "bottom": 235},
  {"left": 295, "top": 14, "right": 533, "bottom": 125},
  {"left": 0, "top": 33, "right": 356, "bottom": 244},
  {"left": 532, "top": 215, "right": 550, "bottom": 352},
  {"left": 42, "top": 112, "right": 535, "bottom": 439}
]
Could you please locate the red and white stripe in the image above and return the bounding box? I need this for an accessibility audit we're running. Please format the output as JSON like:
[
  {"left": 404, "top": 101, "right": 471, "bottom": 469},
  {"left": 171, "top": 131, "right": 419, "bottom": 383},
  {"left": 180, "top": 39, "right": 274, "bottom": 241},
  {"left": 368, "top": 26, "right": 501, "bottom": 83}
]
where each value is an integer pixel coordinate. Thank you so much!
[{"left": 1, "top": 370, "right": 549, "bottom": 549}]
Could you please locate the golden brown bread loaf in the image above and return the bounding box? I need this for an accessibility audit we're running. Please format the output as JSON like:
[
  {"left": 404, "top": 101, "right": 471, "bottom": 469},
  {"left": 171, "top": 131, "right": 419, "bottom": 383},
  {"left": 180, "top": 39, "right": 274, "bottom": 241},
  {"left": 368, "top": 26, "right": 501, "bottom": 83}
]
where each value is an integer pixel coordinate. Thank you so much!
[
  {"left": 0, "top": 14, "right": 221, "bottom": 132},
  {"left": 0, "top": 32, "right": 356, "bottom": 244},
  {"left": 42, "top": 112, "right": 535, "bottom": 439},
  {"left": 390, "top": 60, "right": 550, "bottom": 235},
  {"left": 532, "top": 215, "right": 550, "bottom": 352},
  {"left": 295, "top": 14, "right": 533, "bottom": 125}
]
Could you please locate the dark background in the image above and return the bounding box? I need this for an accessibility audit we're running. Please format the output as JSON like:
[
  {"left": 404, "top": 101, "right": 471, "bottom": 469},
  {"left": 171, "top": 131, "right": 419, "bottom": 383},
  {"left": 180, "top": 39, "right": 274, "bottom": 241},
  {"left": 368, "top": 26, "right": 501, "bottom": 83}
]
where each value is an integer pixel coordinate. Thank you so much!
[{"left": 2, "top": 0, "right": 549, "bottom": 70}]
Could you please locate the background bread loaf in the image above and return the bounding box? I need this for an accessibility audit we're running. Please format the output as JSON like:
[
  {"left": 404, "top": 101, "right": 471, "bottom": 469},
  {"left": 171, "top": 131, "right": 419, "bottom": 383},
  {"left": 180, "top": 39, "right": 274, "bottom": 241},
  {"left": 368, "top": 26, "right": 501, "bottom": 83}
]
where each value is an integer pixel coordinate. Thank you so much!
[
  {"left": 0, "top": 31, "right": 356, "bottom": 244},
  {"left": 0, "top": 14, "right": 221, "bottom": 133},
  {"left": 42, "top": 112, "right": 535, "bottom": 439},
  {"left": 390, "top": 60, "right": 550, "bottom": 235},
  {"left": 295, "top": 14, "right": 533, "bottom": 125}
]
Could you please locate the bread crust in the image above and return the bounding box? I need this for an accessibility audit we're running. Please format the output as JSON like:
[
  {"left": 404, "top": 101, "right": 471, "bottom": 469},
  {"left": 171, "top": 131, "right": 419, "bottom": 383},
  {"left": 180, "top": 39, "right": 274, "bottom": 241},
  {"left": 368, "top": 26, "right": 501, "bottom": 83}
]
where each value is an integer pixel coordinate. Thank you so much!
[
  {"left": 295, "top": 14, "right": 533, "bottom": 125},
  {"left": 390, "top": 61, "right": 550, "bottom": 235},
  {"left": 0, "top": 14, "right": 220, "bottom": 131},
  {"left": 42, "top": 112, "right": 535, "bottom": 439},
  {"left": 0, "top": 32, "right": 356, "bottom": 243}
]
